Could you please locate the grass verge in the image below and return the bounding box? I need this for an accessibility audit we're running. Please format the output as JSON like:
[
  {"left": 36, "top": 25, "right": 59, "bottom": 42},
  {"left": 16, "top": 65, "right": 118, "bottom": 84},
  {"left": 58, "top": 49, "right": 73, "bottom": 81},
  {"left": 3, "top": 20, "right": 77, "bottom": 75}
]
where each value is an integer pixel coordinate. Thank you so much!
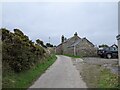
[
  {"left": 79, "top": 63, "right": 119, "bottom": 88},
  {"left": 98, "top": 68, "right": 120, "bottom": 88},
  {"left": 2, "top": 54, "right": 57, "bottom": 89},
  {"left": 63, "top": 54, "right": 81, "bottom": 58}
]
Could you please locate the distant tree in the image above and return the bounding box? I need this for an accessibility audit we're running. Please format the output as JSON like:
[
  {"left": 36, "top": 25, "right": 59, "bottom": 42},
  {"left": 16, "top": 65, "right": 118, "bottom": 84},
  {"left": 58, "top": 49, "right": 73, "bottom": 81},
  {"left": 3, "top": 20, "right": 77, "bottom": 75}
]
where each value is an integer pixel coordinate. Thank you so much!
[
  {"left": 46, "top": 43, "right": 53, "bottom": 47},
  {"left": 36, "top": 39, "right": 47, "bottom": 48},
  {"left": 36, "top": 39, "right": 43, "bottom": 46},
  {"left": 99, "top": 44, "right": 109, "bottom": 48},
  {"left": 14, "top": 29, "right": 24, "bottom": 36},
  {"left": 54, "top": 45, "right": 56, "bottom": 47}
]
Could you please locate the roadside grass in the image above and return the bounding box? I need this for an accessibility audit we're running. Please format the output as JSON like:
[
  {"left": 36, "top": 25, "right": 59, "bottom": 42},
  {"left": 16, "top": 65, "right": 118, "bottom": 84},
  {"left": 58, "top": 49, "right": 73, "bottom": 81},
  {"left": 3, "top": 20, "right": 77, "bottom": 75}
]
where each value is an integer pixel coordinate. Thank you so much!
[
  {"left": 79, "top": 62, "right": 119, "bottom": 88},
  {"left": 2, "top": 54, "right": 57, "bottom": 89},
  {"left": 98, "top": 68, "right": 120, "bottom": 88},
  {"left": 80, "top": 63, "right": 101, "bottom": 88},
  {"left": 63, "top": 54, "right": 81, "bottom": 58}
]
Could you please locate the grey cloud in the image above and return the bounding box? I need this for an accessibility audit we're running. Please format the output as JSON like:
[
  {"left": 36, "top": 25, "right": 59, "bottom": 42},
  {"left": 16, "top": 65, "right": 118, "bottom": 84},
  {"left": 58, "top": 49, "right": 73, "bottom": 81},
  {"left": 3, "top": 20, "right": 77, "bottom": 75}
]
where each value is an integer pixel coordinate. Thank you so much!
[{"left": 2, "top": 2, "right": 118, "bottom": 46}]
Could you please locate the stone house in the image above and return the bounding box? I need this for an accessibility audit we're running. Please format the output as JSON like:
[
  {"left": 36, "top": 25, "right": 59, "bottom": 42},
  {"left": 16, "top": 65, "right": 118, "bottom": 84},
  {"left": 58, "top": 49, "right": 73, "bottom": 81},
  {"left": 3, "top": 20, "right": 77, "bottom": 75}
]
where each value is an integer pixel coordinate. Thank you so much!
[{"left": 56, "top": 32, "right": 97, "bottom": 57}]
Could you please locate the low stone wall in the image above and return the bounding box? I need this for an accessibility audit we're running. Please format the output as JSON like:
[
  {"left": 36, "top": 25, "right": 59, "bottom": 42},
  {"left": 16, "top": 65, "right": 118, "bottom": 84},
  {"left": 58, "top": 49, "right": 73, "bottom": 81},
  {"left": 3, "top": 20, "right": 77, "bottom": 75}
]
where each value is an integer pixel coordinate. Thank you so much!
[
  {"left": 76, "top": 48, "right": 97, "bottom": 57},
  {"left": 62, "top": 47, "right": 97, "bottom": 57}
]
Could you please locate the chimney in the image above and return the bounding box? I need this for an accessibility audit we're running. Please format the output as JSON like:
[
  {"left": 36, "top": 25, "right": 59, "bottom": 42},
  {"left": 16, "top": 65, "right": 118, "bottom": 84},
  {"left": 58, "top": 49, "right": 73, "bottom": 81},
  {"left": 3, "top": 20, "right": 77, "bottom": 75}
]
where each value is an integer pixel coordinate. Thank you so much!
[
  {"left": 61, "top": 35, "right": 64, "bottom": 43},
  {"left": 64, "top": 37, "right": 67, "bottom": 41},
  {"left": 74, "top": 32, "right": 78, "bottom": 36}
]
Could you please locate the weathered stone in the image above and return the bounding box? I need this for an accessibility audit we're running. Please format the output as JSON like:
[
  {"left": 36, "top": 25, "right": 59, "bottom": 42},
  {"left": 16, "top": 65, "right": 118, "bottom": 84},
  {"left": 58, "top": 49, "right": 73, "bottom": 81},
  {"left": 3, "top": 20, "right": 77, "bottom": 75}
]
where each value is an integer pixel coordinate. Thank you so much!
[{"left": 56, "top": 32, "right": 97, "bottom": 57}]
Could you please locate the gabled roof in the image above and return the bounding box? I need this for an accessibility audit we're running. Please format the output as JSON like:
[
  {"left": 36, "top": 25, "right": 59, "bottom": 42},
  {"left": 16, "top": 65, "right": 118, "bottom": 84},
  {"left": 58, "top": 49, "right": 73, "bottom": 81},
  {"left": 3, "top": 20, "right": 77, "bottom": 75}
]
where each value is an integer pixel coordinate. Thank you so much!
[
  {"left": 61, "top": 35, "right": 81, "bottom": 44},
  {"left": 70, "top": 39, "right": 81, "bottom": 47},
  {"left": 82, "top": 37, "right": 94, "bottom": 47},
  {"left": 56, "top": 33, "right": 94, "bottom": 48},
  {"left": 111, "top": 44, "right": 118, "bottom": 48},
  {"left": 70, "top": 37, "right": 94, "bottom": 47}
]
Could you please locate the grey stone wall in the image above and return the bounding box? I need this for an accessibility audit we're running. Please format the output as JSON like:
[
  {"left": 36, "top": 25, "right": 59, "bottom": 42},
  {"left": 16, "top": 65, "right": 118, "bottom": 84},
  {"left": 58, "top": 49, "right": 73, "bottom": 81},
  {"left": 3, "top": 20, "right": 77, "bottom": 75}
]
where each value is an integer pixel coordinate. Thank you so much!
[
  {"left": 56, "top": 44, "right": 63, "bottom": 54},
  {"left": 76, "top": 39, "right": 97, "bottom": 57},
  {"left": 56, "top": 34, "right": 97, "bottom": 57},
  {"left": 62, "top": 35, "right": 81, "bottom": 55}
]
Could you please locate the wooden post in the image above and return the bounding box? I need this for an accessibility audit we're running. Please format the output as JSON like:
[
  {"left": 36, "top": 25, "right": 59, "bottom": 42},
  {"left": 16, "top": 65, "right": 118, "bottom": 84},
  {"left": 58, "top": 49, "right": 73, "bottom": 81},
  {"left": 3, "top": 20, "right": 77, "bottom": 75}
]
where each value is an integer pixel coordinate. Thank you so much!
[
  {"left": 117, "top": 35, "right": 120, "bottom": 66},
  {"left": 118, "top": 2, "right": 120, "bottom": 66},
  {"left": 74, "top": 46, "right": 76, "bottom": 56}
]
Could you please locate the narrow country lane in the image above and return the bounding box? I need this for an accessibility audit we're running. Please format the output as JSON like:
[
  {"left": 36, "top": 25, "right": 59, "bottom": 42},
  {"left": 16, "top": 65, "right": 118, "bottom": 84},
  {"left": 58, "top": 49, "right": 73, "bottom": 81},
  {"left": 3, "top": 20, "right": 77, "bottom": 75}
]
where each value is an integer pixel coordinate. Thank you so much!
[{"left": 29, "top": 55, "right": 87, "bottom": 88}]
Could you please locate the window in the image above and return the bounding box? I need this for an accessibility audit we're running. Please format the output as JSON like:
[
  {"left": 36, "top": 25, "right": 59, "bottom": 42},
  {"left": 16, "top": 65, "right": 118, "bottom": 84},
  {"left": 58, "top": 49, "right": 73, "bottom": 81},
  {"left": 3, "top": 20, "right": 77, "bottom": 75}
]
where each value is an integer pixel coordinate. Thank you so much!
[{"left": 110, "top": 47, "right": 118, "bottom": 51}]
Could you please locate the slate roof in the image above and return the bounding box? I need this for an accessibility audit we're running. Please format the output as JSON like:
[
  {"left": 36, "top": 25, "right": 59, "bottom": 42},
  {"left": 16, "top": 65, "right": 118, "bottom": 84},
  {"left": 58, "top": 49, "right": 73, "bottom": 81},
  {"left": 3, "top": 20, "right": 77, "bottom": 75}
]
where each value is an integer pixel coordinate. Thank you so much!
[
  {"left": 70, "top": 37, "right": 94, "bottom": 47},
  {"left": 57, "top": 34, "right": 94, "bottom": 48},
  {"left": 70, "top": 40, "right": 81, "bottom": 47},
  {"left": 82, "top": 38, "right": 94, "bottom": 47}
]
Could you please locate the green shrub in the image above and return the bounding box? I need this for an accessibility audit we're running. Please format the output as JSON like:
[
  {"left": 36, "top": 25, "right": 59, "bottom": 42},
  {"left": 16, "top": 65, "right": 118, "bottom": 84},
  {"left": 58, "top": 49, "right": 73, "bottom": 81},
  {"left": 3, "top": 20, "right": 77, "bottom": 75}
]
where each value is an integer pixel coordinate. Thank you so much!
[{"left": 1, "top": 28, "right": 46, "bottom": 73}]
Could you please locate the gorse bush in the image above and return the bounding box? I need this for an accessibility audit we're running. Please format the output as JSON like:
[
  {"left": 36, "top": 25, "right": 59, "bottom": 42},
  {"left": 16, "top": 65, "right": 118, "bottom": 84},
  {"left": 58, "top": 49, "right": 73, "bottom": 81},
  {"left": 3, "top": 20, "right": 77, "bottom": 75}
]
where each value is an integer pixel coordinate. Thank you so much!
[{"left": 2, "top": 28, "right": 46, "bottom": 73}]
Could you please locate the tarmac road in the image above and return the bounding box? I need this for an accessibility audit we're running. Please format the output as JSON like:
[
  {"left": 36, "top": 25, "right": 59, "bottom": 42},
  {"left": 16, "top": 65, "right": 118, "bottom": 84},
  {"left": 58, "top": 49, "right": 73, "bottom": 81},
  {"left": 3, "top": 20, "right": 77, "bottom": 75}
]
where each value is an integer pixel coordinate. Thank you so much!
[{"left": 29, "top": 55, "right": 87, "bottom": 88}]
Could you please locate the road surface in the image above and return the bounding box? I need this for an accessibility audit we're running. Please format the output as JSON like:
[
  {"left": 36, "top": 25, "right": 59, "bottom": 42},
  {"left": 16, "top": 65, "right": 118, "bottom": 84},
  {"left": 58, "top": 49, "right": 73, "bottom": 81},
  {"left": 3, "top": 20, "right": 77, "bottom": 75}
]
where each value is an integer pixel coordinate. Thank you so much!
[{"left": 29, "top": 55, "right": 87, "bottom": 88}]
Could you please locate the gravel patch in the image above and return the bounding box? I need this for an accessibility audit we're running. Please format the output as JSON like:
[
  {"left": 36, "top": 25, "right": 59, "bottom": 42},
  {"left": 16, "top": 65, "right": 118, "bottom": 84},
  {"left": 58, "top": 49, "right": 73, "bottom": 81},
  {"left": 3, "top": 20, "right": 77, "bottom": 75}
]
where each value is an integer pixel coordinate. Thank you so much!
[
  {"left": 71, "top": 57, "right": 119, "bottom": 88},
  {"left": 82, "top": 57, "right": 118, "bottom": 65},
  {"left": 82, "top": 57, "right": 119, "bottom": 75}
]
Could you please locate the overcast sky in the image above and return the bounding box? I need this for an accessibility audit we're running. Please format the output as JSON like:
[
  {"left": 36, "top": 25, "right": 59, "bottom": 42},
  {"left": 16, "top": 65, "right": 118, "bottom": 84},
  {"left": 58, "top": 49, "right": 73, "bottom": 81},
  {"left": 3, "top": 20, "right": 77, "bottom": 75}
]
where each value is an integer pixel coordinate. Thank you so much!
[{"left": 2, "top": 2, "right": 118, "bottom": 46}]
